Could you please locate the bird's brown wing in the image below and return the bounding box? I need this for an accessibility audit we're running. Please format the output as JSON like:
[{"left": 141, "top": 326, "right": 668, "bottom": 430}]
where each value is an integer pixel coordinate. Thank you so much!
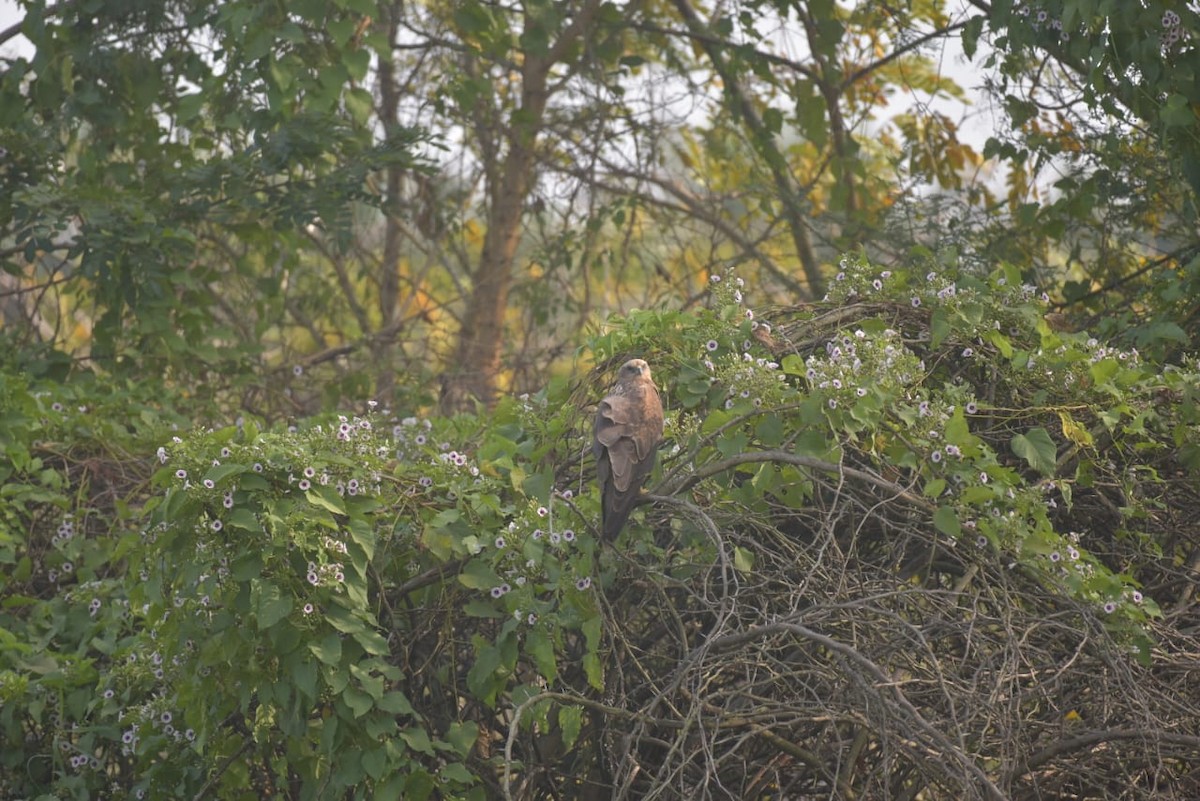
[{"left": 594, "top": 390, "right": 662, "bottom": 539}]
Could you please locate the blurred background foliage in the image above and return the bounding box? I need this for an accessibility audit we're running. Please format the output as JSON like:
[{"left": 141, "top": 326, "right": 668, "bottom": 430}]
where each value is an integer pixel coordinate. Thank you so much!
[
  {"left": 2, "top": 0, "right": 1200, "bottom": 798},
  {"left": 2, "top": 0, "right": 1194, "bottom": 416}
]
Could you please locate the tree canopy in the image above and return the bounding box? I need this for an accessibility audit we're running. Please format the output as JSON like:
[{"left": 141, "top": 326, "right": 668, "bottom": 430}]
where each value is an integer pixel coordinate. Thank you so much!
[{"left": 2, "top": 0, "right": 1199, "bottom": 799}]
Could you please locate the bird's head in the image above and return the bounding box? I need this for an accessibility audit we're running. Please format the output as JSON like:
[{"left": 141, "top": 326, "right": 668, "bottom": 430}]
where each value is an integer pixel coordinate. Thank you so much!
[{"left": 620, "top": 359, "right": 652, "bottom": 382}]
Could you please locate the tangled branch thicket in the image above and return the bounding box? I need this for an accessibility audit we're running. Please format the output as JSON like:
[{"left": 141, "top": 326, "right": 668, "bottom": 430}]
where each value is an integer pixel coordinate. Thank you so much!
[
  {"left": 588, "top": 510, "right": 1200, "bottom": 800},
  {"left": 500, "top": 300, "right": 1200, "bottom": 801}
]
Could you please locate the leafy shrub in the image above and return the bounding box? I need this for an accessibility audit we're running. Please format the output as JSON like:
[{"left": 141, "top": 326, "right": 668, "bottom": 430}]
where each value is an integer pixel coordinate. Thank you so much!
[
  {"left": 5, "top": 250, "right": 1200, "bottom": 799},
  {"left": 0, "top": 374, "right": 184, "bottom": 800}
]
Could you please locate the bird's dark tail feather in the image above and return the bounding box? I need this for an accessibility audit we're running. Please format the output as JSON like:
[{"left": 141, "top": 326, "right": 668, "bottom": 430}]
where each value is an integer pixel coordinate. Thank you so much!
[{"left": 602, "top": 492, "right": 640, "bottom": 540}]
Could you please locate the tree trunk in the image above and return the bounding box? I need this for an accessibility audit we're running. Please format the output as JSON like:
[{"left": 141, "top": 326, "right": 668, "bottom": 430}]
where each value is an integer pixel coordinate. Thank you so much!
[
  {"left": 439, "top": 0, "right": 601, "bottom": 413},
  {"left": 375, "top": 5, "right": 403, "bottom": 404},
  {"left": 439, "top": 150, "right": 536, "bottom": 413}
]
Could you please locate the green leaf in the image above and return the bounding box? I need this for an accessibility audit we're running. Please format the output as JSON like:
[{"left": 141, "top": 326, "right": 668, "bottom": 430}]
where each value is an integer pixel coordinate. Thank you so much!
[
  {"left": 361, "top": 746, "right": 388, "bottom": 780},
  {"left": 204, "top": 462, "right": 247, "bottom": 485},
  {"left": 559, "top": 704, "right": 583, "bottom": 751},
  {"left": 526, "top": 626, "right": 557, "bottom": 682},
  {"left": 291, "top": 654, "right": 318, "bottom": 700},
  {"left": 325, "top": 602, "right": 366, "bottom": 635},
  {"left": 733, "top": 545, "right": 755, "bottom": 573},
  {"left": 345, "top": 87, "right": 374, "bottom": 125},
  {"left": 1011, "top": 427, "right": 1057, "bottom": 476},
  {"left": 347, "top": 518, "right": 376, "bottom": 561},
  {"left": 310, "top": 631, "right": 343, "bottom": 665},
  {"left": 984, "top": 328, "right": 1013, "bottom": 358},
  {"left": 933, "top": 506, "right": 961, "bottom": 537},
  {"left": 306, "top": 487, "right": 346, "bottom": 516},
  {"left": 466, "top": 644, "right": 504, "bottom": 703},
  {"left": 582, "top": 614, "right": 603, "bottom": 690},
  {"left": 962, "top": 15, "right": 985, "bottom": 59},
  {"left": 253, "top": 579, "right": 292, "bottom": 629},
  {"left": 445, "top": 721, "right": 480, "bottom": 756},
  {"left": 400, "top": 726, "right": 435, "bottom": 755},
  {"left": 354, "top": 626, "right": 390, "bottom": 656},
  {"left": 230, "top": 551, "right": 263, "bottom": 581},
  {"left": 342, "top": 685, "right": 374, "bottom": 718},
  {"left": 227, "top": 508, "right": 260, "bottom": 532},
  {"left": 350, "top": 663, "right": 385, "bottom": 699},
  {"left": 930, "top": 308, "right": 951, "bottom": 347},
  {"left": 377, "top": 690, "right": 416, "bottom": 715},
  {"left": 458, "top": 559, "right": 501, "bottom": 590}
]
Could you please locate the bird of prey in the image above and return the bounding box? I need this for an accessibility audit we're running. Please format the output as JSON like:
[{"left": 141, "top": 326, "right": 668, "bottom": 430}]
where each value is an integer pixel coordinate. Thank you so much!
[{"left": 593, "top": 359, "right": 664, "bottom": 540}]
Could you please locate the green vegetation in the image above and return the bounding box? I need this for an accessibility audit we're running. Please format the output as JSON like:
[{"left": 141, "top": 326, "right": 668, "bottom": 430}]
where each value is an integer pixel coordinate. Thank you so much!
[{"left": 2, "top": 0, "right": 1199, "bottom": 798}]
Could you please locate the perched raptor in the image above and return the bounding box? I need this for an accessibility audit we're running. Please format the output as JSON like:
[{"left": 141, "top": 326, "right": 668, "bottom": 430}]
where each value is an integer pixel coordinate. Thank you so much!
[{"left": 593, "top": 359, "right": 664, "bottom": 540}]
